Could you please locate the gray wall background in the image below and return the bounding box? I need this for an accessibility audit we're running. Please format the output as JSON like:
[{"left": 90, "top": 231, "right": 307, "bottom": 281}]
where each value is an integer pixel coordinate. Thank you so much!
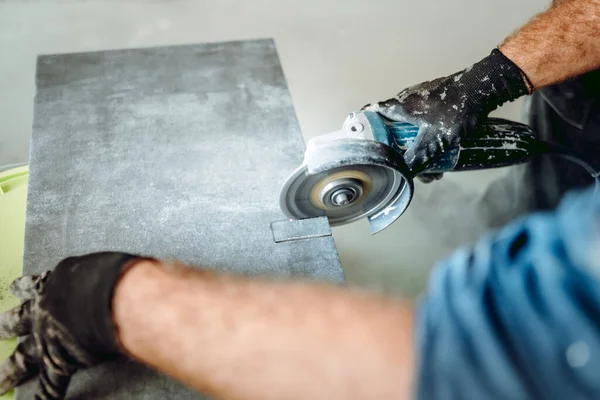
[{"left": 0, "top": 0, "right": 550, "bottom": 296}]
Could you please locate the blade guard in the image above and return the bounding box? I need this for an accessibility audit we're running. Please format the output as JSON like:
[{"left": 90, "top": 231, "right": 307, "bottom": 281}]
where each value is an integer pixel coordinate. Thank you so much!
[{"left": 301, "top": 113, "right": 414, "bottom": 234}]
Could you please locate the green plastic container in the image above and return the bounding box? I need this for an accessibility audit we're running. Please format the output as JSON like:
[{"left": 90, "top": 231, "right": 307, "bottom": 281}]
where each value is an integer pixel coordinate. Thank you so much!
[{"left": 0, "top": 165, "right": 28, "bottom": 399}]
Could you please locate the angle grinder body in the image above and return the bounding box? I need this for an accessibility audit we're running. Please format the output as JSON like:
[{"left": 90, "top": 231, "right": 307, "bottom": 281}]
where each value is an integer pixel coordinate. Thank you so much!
[{"left": 280, "top": 111, "right": 552, "bottom": 233}]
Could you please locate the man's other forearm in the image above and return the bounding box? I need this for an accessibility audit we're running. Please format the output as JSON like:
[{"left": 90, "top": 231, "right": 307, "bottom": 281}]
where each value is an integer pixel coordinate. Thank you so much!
[
  {"left": 500, "top": 0, "right": 600, "bottom": 88},
  {"left": 112, "top": 260, "right": 414, "bottom": 400}
]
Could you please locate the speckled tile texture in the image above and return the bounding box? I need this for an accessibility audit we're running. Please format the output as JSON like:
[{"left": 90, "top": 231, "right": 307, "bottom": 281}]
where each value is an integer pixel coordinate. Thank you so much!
[{"left": 20, "top": 39, "right": 344, "bottom": 399}]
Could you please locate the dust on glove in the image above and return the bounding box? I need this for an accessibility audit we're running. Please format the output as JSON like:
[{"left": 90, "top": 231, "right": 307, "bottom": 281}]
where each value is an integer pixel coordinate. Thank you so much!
[{"left": 365, "top": 49, "right": 532, "bottom": 175}]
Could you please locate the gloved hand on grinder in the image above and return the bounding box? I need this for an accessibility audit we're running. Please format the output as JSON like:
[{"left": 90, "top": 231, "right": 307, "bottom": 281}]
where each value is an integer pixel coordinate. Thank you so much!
[
  {"left": 0, "top": 252, "right": 148, "bottom": 400},
  {"left": 365, "top": 49, "right": 533, "bottom": 181}
]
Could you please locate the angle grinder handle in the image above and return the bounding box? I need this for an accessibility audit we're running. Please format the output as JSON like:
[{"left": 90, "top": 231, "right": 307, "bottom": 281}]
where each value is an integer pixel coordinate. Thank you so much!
[
  {"left": 366, "top": 112, "right": 595, "bottom": 176},
  {"left": 441, "top": 119, "right": 598, "bottom": 177},
  {"left": 449, "top": 118, "right": 548, "bottom": 171},
  {"left": 376, "top": 115, "right": 551, "bottom": 173},
  {"left": 423, "top": 118, "right": 598, "bottom": 177}
]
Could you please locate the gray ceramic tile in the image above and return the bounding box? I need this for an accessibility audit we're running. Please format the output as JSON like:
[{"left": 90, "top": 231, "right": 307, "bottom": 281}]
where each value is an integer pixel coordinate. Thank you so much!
[{"left": 20, "top": 39, "right": 344, "bottom": 399}]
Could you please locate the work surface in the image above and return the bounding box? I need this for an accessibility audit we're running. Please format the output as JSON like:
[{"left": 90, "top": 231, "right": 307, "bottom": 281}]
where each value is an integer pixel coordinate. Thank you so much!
[{"left": 21, "top": 39, "right": 344, "bottom": 399}]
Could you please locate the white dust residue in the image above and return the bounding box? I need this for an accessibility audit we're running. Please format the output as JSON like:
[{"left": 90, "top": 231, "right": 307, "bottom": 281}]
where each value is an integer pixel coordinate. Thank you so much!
[
  {"left": 371, "top": 205, "right": 396, "bottom": 219},
  {"left": 501, "top": 141, "right": 518, "bottom": 150},
  {"left": 398, "top": 92, "right": 410, "bottom": 102}
]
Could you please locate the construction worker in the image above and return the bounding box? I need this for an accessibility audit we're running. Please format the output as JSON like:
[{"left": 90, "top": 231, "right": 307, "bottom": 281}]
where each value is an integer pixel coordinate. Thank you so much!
[{"left": 1, "top": 1, "right": 599, "bottom": 399}]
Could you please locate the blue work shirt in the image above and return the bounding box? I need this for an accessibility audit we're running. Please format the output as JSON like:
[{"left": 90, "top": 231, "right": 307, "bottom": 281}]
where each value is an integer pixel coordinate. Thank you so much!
[{"left": 416, "top": 183, "right": 600, "bottom": 399}]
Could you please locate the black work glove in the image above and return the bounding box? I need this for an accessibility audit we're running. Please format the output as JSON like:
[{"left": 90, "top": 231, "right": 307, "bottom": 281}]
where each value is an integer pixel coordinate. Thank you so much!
[
  {"left": 364, "top": 49, "right": 532, "bottom": 176},
  {"left": 0, "top": 252, "right": 147, "bottom": 399}
]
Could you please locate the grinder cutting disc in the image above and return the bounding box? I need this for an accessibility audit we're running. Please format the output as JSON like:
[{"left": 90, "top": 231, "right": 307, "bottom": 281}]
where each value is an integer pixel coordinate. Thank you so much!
[{"left": 280, "top": 162, "right": 408, "bottom": 227}]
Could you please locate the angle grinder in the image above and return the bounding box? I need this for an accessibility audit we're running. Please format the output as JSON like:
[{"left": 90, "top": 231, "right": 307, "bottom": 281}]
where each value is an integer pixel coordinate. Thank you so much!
[{"left": 279, "top": 111, "right": 595, "bottom": 234}]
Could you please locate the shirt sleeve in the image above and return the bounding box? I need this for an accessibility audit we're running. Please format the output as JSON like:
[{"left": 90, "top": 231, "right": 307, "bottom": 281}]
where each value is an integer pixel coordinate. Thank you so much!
[{"left": 415, "top": 185, "right": 600, "bottom": 400}]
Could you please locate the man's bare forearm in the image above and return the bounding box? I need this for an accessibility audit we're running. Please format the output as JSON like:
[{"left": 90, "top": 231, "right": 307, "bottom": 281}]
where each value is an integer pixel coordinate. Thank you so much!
[
  {"left": 500, "top": 0, "right": 600, "bottom": 89},
  {"left": 112, "top": 260, "right": 414, "bottom": 400}
]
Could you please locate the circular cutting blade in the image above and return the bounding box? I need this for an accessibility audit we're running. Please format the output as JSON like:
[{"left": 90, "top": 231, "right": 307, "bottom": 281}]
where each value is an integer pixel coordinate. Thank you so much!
[{"left": 280, "top": 163, "right": 407, "bottom": 226}]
